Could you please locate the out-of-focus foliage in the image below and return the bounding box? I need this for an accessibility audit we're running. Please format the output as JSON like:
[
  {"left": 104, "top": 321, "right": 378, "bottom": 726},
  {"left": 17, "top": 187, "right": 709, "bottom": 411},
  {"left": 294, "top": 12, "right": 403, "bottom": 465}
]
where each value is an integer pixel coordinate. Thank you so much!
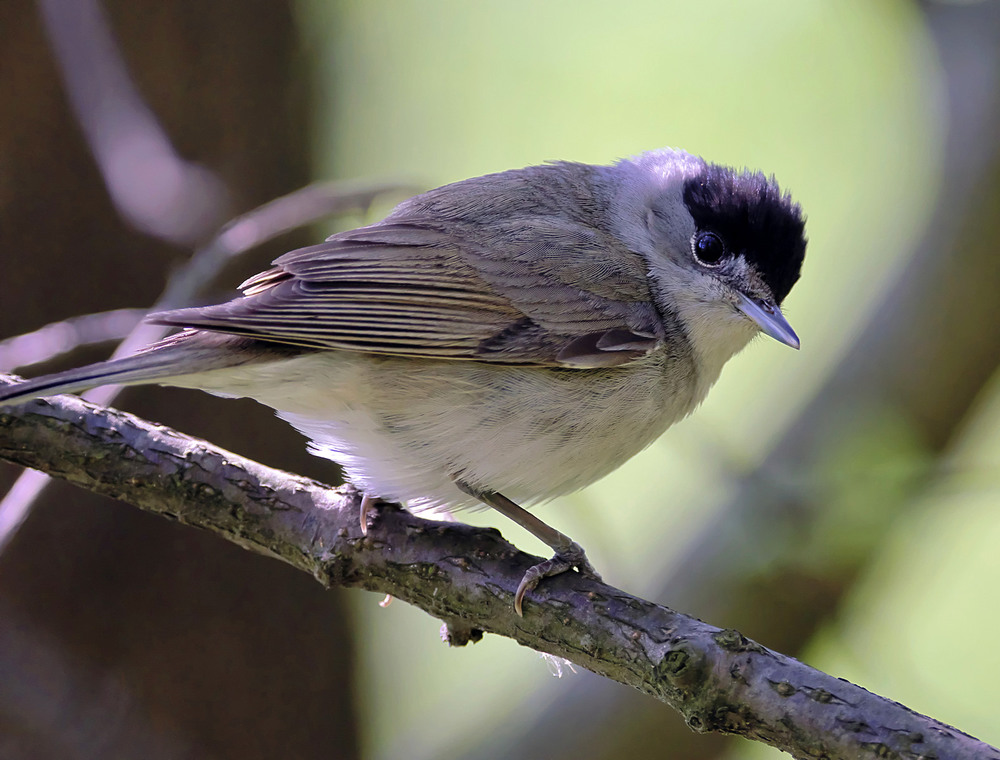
[
  {"left": 817, "top": 378, "right": 1000, "bottom": 738},
  {"left": 740, "top": 378, "right": 1000, "bottom": 756}
]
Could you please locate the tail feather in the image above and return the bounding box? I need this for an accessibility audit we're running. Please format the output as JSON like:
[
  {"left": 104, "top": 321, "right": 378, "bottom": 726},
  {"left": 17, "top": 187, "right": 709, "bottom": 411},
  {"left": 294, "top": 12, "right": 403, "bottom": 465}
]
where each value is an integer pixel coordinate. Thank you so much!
[
  {"left": 0, "top": 333, "right": 277, "bottom": 407},
  {"left": 0, "top": 352, "right": 183, "bottom": 406}
]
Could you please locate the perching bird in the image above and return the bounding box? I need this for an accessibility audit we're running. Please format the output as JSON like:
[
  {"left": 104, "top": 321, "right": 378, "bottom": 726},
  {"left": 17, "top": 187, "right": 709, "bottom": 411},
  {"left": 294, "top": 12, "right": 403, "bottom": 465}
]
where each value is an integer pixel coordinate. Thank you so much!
[{"left": 0, "top": 148, "right": 806, "bottom": 614}]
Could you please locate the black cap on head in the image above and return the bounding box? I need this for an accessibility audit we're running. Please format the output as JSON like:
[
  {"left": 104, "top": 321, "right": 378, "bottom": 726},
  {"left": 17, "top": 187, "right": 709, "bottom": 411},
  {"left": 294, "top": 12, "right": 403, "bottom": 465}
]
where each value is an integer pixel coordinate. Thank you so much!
[{"left": 682, "top": 164, "right": 806, "bottom": 304}]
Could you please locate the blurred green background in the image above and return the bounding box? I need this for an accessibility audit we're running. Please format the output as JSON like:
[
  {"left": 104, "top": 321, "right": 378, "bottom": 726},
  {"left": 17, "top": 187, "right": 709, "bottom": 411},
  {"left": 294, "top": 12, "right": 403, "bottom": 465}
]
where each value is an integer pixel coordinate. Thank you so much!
[{"left": 2, "top": 0, "right": 999, "bottom": 758}]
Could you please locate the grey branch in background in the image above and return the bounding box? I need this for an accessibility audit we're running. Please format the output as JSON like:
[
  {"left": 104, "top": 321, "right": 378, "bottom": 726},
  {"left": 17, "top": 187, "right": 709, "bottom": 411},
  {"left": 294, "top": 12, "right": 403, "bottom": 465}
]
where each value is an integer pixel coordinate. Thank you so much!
[
  {"left": 0, "top": 178, "right": 408, "bottom": 555},
  {"left": 36, "top": 0, "right": 228, "bottom": 244},
  {"left": 0, "top": 309, "right": 146, "bottom": 373},
  {"left": 9, "top": 0, "right": 404, "bottom": 555}
]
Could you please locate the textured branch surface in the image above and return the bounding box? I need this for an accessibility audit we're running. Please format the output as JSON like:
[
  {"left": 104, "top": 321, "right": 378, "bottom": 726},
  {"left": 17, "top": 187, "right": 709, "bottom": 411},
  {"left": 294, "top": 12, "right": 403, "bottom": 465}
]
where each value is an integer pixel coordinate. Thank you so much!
[{"left": 0, "top": 381, "right": 996, "bottom": 760}]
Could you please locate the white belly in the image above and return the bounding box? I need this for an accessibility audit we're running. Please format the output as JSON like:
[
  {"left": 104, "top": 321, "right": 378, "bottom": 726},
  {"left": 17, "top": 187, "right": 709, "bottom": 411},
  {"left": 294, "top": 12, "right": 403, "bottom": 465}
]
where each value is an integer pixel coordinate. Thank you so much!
[{"left": 184, "top": 348, "right": 705, "bottom": 512}]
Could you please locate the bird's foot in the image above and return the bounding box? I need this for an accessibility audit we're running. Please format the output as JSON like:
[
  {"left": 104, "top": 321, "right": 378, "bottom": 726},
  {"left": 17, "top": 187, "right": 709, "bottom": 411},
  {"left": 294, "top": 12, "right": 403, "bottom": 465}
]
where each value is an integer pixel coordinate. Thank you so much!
[
  {"left": 358, "top": 492, "right": 396, "bottom": 535},
  {"left": 453, "top": 482, "right": 605, "bottom": 616},
  {"left": 515, "top": 541, "right": 602, "bottom": 616}
]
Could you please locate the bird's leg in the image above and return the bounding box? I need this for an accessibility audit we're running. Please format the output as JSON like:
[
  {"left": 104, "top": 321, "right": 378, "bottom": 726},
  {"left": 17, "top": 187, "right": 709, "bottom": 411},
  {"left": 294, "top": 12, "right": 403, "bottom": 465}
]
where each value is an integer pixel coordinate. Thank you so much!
[{"left": 456, "top": 481, "right": 602, "bottom": 615}]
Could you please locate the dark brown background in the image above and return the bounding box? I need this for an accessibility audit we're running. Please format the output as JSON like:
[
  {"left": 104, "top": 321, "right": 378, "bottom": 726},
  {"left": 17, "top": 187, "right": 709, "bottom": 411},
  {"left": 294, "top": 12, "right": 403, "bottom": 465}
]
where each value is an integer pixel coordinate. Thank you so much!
[{"left": 0, "top": 3, "right": 359, "bottom": 758}]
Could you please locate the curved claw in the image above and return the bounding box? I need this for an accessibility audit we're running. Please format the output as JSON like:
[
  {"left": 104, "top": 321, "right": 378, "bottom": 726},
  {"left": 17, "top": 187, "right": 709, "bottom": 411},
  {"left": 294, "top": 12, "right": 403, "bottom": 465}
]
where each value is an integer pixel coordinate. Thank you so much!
[
  {"left": 514, "top": 541, "right": 603, "bottom": 616},
  {"left": 359, "top": 493, "right": 375, "bottom": 535}
]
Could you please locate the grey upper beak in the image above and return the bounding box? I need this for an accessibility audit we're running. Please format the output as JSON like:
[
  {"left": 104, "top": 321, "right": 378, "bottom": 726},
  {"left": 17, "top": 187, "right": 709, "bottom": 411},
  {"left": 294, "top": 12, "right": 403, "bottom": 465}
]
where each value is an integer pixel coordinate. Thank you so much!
[{"left": 735, "top": 292, "right": 800, "bottom": 349}]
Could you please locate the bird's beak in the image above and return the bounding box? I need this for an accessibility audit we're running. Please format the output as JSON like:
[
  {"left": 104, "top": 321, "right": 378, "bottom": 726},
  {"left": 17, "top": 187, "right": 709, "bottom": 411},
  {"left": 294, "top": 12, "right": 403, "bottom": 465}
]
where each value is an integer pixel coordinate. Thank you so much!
[{"left": 735, "top": 292, "right": 800, "bottom": 349}]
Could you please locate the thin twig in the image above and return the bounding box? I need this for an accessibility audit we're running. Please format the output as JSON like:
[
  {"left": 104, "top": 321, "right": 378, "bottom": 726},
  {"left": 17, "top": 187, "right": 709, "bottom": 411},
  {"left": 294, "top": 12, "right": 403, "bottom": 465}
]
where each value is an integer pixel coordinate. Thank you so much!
[
  {"left": 0, "top": 180, "right": 410, "bottom": 553},
  {"left": 0, "top": 309, "right": 146, "bottom": 372},
  {"left": 36, "top": 0, "right": 228, "bottom": 244}
]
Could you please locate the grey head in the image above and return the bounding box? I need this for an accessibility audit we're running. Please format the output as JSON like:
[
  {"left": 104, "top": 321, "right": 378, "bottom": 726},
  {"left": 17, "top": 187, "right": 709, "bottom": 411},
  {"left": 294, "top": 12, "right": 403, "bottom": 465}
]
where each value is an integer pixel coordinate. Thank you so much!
[{"left": 600, "top": 148, "right": 806, "bottom": 353}]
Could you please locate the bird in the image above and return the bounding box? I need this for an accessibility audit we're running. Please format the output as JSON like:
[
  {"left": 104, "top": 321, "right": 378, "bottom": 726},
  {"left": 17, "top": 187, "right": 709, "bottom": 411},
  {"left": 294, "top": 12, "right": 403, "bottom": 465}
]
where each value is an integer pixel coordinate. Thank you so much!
[{"left": 0, "top": 147, "right": 807, "bottom": 614}]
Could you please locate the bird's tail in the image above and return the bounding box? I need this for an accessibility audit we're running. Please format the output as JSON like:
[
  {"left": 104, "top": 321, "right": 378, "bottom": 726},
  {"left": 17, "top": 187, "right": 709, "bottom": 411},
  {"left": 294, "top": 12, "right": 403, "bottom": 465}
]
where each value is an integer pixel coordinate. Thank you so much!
[{"left": 0, "top": 333, "right": 262, "bottom": 406}]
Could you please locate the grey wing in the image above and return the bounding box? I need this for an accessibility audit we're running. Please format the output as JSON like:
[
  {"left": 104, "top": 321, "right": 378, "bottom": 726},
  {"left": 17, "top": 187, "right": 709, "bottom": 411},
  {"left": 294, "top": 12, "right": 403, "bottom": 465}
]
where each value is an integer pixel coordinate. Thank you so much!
[{"left": 151, "top": 218, "right": 666, "bottom": 368}]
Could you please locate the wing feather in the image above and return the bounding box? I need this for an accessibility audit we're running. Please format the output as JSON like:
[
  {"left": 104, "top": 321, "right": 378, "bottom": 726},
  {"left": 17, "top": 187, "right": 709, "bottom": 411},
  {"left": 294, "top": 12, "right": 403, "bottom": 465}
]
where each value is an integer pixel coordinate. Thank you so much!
[{"left": 152, "top": 191, "right": 667, "bottom": 367}]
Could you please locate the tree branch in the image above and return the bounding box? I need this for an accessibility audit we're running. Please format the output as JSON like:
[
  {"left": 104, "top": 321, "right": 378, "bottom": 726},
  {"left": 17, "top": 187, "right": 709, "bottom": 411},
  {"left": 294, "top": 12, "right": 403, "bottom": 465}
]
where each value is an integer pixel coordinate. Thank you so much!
[{"left": 0, "top": 380, "right": 995, "bottom": 760}]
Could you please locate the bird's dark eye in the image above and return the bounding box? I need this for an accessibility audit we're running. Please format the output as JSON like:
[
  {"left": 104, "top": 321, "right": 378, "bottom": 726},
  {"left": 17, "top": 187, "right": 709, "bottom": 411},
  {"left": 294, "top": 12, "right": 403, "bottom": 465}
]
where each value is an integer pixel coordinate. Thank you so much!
[{"left": 692, "top": 231, "right": 726, "bottom": 266}]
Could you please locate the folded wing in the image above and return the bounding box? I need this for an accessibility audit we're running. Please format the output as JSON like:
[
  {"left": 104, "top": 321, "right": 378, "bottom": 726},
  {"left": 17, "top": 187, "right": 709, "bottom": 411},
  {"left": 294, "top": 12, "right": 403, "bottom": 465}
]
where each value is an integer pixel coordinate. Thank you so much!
[{"left": 152, "top": 216, "right": 665, "bottom": 368}]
